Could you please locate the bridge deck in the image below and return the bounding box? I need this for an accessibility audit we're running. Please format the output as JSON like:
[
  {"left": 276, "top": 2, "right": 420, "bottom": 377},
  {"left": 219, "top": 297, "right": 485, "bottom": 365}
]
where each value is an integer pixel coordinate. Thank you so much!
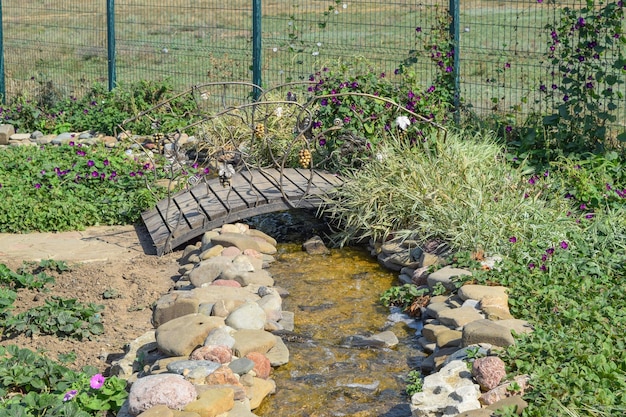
[{"left": 141, "top": 167, "right": 343, "bottom": 255}]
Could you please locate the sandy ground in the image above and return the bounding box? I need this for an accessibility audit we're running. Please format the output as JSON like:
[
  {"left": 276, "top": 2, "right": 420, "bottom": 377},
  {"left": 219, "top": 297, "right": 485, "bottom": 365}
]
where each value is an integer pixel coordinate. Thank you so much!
[{"left": 0, "top": 224, "right": 184, "bottom": 373}]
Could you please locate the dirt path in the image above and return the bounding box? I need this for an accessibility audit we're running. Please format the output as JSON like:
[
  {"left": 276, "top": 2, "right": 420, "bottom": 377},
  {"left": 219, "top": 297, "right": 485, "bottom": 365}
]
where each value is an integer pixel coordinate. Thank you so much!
[{"left": 0, "top": 225, "right": 185, "bottom": 373}]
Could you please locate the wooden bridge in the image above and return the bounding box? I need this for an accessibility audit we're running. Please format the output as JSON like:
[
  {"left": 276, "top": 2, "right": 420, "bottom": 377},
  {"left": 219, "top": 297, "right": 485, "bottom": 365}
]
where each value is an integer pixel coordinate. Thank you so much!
[{"left": 141, "top": 167, "right": 343, "bottom": 255}]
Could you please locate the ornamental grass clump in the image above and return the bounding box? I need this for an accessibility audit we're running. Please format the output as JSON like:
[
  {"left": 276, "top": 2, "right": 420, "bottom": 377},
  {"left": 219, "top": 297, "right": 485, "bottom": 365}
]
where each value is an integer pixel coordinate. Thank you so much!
[{"left": 320, "top": 129, "right": 577, "bottom": 255}]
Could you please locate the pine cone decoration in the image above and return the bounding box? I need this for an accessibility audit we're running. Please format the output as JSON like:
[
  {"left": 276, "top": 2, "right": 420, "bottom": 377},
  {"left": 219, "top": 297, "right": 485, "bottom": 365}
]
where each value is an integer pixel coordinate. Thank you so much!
[{"left": 298, "top": 149, "right": 312, "bottom": 168}]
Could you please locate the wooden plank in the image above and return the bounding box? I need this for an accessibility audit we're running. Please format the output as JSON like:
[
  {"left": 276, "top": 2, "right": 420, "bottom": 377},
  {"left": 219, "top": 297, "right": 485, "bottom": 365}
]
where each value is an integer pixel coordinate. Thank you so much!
[{"left": 142, "top": 168, "right": 343, "bottom": 255}]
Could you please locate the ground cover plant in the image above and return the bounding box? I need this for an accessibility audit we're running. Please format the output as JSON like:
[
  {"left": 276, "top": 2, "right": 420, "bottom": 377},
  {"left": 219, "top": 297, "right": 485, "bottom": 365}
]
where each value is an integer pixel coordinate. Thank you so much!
[
  {"left": 0, "top": 262, "right": 127, "bottom": 416},
  {"left": 0, "top": 141, "right": 174, "bottom": 233}
]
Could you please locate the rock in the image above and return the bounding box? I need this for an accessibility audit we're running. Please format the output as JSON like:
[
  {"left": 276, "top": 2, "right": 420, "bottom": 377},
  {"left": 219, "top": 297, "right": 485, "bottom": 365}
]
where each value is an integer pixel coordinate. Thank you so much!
[
  {"left": 472, "top": 356, "right": 506, "bottom": 391},
  {"left": 246, "top": 228, "right": 277, "bottom": 246},
  {"left": 479, "top": 375, "right": 530, "bottom": 406},
  {"left": 424, "top": 301, "right": 450, "bottom": 320},
  {"left": 486, "top": 395, "right": 528, "bottom": 415},
  {"left": 211, "top": 279, "right": 242, "bottom": 288},
  {"left": 462, "top": 320, "right": 516, "bottom": 348},
  {"left": 245, "top": 352, "right": 271, "bottom": 379},
  {"left": 166, "top": 360, "right": 221, "bottom": 376},
  {"left": 221, "top": 246, "right": 242, "bottom": 257},
  {"left": 410, "top": 360, "right": 481, "bottom": 417},
  {"left": 435, "top": 329, "right": 462, "bottom": 348},
  {"left": 153, "top": 292, "right": 200, "bottom": 328},
  {"left": 232, "top": 329, "right": 277, "bottom": 357},
  {"left": 0, "top": 124, "right": 16, "bottom": 145},
  {"left": 422, "top": 323, "right": 450, "bottom": 343},
  {"left": 212, "top": 299, "right": 246, "bottom": 318},
  {"left": 135, "top": 405, "right": 176, "bottom": 417},
  {"left": 205, "top": 366, "right": 243, "bottom": 387},
  {"left": 342, "top": 330, "right": 399, "bottom": 348},
  {"left": 190, "top": 286, "right": 260, "bottom": 307},
  {"left": 302, "top": 235, "right": 330, "bottom": 255},
  {"left": 128, "top": 374, "right": 198, "bottom": 415},
  {"left": 204, "top": 326, "right": 236, "bottom": 348},
  {"left": 225, "top": 302, "right": 267, "bottom": 330},
  {"left": 244, "top": 377, "right": 276, "bottom": 410},
  {"left": 156, "top": 314, "right": 225, "bottom": 357},
  {"left": 190, "top": 345, "right": 233, "bottom": 363},
  {"left": 210, "top": 233, "right": 262, "bottom": 253},
  {"left": 458, "top": 285, "right": 508, "bottom": 302},
  {"left": 256, "top": 293, "right": 283, "bottom": 322},
  {"left": 232, "top": 255, "right": 257, "bottom": 272},
  {"left": 438, "top": 307, "right": 485, "bottom": 328},
  {"left": 427, "top": 266, "right": 472, "bottom": 292},
  {"left": 199, "top": 245, "right": 224, "bottom": 260},
  {"left": 265, "top": 336, "right": 290, "bottom": 367},
  {"left": 495, "top": 319, "right": 534, "bottom": 336},
  {"left": 453, "top": 409, "right": 492, "bottom": 417},
  {"left": 183, "top": 387, "right": 235, "bottom": 417},
  {"left": 479, "top": 296, "right": 513, "bottom": 320},
  {"left": 225, "top": 400, "right": 257, "bottom": 417},
  {"left": 188, "top": 257, "right": 233, "bottom": 288},
  {"left": 229, "top": 358, "right": 255, "bottom": 375}
]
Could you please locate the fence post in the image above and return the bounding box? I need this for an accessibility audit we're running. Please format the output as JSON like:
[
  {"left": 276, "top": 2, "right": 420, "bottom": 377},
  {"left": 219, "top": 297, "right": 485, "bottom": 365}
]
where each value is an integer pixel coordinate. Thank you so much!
[
  {"left": 449, "top": 0, "right": 460, "bottom": 122},
  {"left": 0, "top": 0, "right": 5, "bottom": 103},
  {"left": 252, "top": 0, "right": 262, "bottom": 100},
  {"left": 107, "top": 0, "right": 116, "bottom": 91}
]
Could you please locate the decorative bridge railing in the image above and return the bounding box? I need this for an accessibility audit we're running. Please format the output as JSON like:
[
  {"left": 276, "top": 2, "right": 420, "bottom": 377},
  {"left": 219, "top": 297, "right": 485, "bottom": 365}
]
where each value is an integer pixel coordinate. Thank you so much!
[{"left": 121, "top": 81, "right": 447, "bottom": 255}]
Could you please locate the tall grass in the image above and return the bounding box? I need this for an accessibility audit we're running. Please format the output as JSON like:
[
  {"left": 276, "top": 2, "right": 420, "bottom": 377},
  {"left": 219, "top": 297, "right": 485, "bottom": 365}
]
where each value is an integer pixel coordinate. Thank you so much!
[{"left": 319, "top": 129, "right": 577, "bottom": 254}]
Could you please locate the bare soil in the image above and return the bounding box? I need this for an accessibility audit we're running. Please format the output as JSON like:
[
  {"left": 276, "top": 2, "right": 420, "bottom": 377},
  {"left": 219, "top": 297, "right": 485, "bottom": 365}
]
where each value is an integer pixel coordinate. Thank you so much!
[{"left": 0, "top": 235, "right": 185, "bottom": 375}]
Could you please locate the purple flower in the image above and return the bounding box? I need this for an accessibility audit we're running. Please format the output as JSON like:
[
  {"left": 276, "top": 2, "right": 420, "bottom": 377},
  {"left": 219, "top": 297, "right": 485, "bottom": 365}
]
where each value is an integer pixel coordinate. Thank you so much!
[
  {"left": 63, "top": 390, "right": 78, "bottom": 402},
  {"left": 560, "top": 241, "right": 569, "bottom": 250},
  {"left": 524, "top": 193, "right": 529, "bottom": 199},
  {"left": 546, "top": 247, "right": 555, "bottom": 255},
  {"left": 90, "top": 374, "right": 105, "bottom": 389},
  {"left": 528, "top": 176, "right": 537, "bottom": 185},
  {"left": 563, "top": 95, "right": 569, "bottom": 102},
  {"left": 445, "top": 66, "right": 453, "bottom": 73},
  {"left": 540, "top": 264, "right": 547, "bottom": 272},
  {"left": 579, "top": 203, "right": 587, "bottom": 210},
  {"left": 103, "top": 159, "right": 109, "bottom": 166},
  {"left": 129, "top": 172, "right": 136, "bottom": 177},
  {"left": 34, "top": 183, "right": 41, "bottom": 189},
  {"left": 416, "top": 27, "right": 422, "bottom": 32},
  {"left": 540, "top": 84, "right": 547, "bottom": 92},
  {"left": 91, "top": 171, "right": 99, "bottom": 178},
  {"left": 427, "top": 85, "right": 435, "bottom": 93},
  {"left": 76, "top": 150, "right": 86, "bottom": 156},
  {"left": 541, "top": 254, "right": 548, "bottom": 262},
  {"left": 509, "top": 236, "right": 517, "bottom": 243},
  {"left": 312, "top": 121, "right": 322, "bottom": 129},
  {"left": 319, "top": 138, "right": 326, "bottom": 146},
  {"left": 585, "top": 213, "right": 594, "bottom": 219},
  {"left": 87, "top": 159, "right": 95, "bottom": 167},
  {"left": 505, "top": 125, "right": 512, "bottom": 133},
  {"left": 537, "top": 0, "right": 542, "bottom": 3},
  {"left": 505, "top": 62, "right": 511, "bottom": 69},
  {"left": 528, "top": 263, "right": 536, "bottom": 270}
]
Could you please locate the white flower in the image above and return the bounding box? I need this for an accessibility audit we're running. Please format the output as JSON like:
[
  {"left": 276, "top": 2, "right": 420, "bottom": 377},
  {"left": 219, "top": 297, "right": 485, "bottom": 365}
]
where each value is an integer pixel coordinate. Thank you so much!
[
  {"left": 316, "top": 42, "right": 322, "bottom": 47},
  {"left": 312, "top": 51, "right": 319, "bottom": 56},
  {"left": 274, "top": 107, "right": 283, "bottom": 118},
  {"left": 343, "top": 3, "right": 348, "bottom": 8},
  {"left": 272, "top": 47, "right": 278, "bottom": 52},
  {"left": 376, "top": 153, "right": 384, "bottom": 162},
  {"left": 395, "top": 116, "right": 411, "bottom": 131}
]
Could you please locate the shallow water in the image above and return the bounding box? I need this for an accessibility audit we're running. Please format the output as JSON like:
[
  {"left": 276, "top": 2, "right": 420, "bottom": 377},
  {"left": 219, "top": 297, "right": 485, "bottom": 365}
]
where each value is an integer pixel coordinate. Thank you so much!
[{"left": 255, "top": 243, "right": 426, "bottom": 417}]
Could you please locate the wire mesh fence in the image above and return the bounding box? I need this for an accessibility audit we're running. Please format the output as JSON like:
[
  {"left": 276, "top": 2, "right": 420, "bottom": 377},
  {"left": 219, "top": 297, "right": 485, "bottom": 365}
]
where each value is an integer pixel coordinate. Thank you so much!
[{"left": 0, "top": 0, "right": 624, "bottom": 133}]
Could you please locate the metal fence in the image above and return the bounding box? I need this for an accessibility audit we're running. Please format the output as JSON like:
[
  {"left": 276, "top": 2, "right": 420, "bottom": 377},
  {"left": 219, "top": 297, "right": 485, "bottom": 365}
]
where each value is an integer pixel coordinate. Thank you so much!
[{"left": 0, "top": 0, "right": 624, "bottom": 130}]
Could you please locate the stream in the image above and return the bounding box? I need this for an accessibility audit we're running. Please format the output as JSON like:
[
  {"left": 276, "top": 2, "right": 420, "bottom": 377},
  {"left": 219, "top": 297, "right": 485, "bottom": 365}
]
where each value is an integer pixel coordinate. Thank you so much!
[{"left": 247, "top": 212, "right": 426, "bottom": 417}]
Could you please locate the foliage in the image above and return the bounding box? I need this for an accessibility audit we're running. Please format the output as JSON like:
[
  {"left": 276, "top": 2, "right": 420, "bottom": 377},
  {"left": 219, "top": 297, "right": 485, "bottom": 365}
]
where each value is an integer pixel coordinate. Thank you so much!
[
  {"left": 405, "top": 370, "right": 423, "bottom": 396},
  {"left": 2, "top": 296, "right": 104, "bottom": 340},
  {"left": 379, "top": 284, "right": 427, "bottom": 310},
  {"left": 0, "top": 263, "right": 55, "bottom": 291},
  {"left": 0, "top": 79, "right": 201, "bottom": 136},
  {"left": 0, "top": 142, "right": 171, "bottom": 233},
  {"left": 0, "top": 345, "right": 128, "bottom": 417},
  {"left": 538, "top": 0, "right": 625, "bottom": 152},
  {"left": 319, "top": 129, "right": 577, "bottom": 253}
]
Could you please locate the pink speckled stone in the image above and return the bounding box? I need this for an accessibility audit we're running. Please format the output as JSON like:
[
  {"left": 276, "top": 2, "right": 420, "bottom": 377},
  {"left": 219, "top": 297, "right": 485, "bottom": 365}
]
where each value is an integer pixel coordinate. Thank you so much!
[
  {"left": 472, "top": 356, "right": 506, "bottom": 391},
  {"left": 245, "top": 351, "right": 271, "bottom": 379},
  {"left": 211, "top": 279, "right": 242, "bottom": 287}
]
